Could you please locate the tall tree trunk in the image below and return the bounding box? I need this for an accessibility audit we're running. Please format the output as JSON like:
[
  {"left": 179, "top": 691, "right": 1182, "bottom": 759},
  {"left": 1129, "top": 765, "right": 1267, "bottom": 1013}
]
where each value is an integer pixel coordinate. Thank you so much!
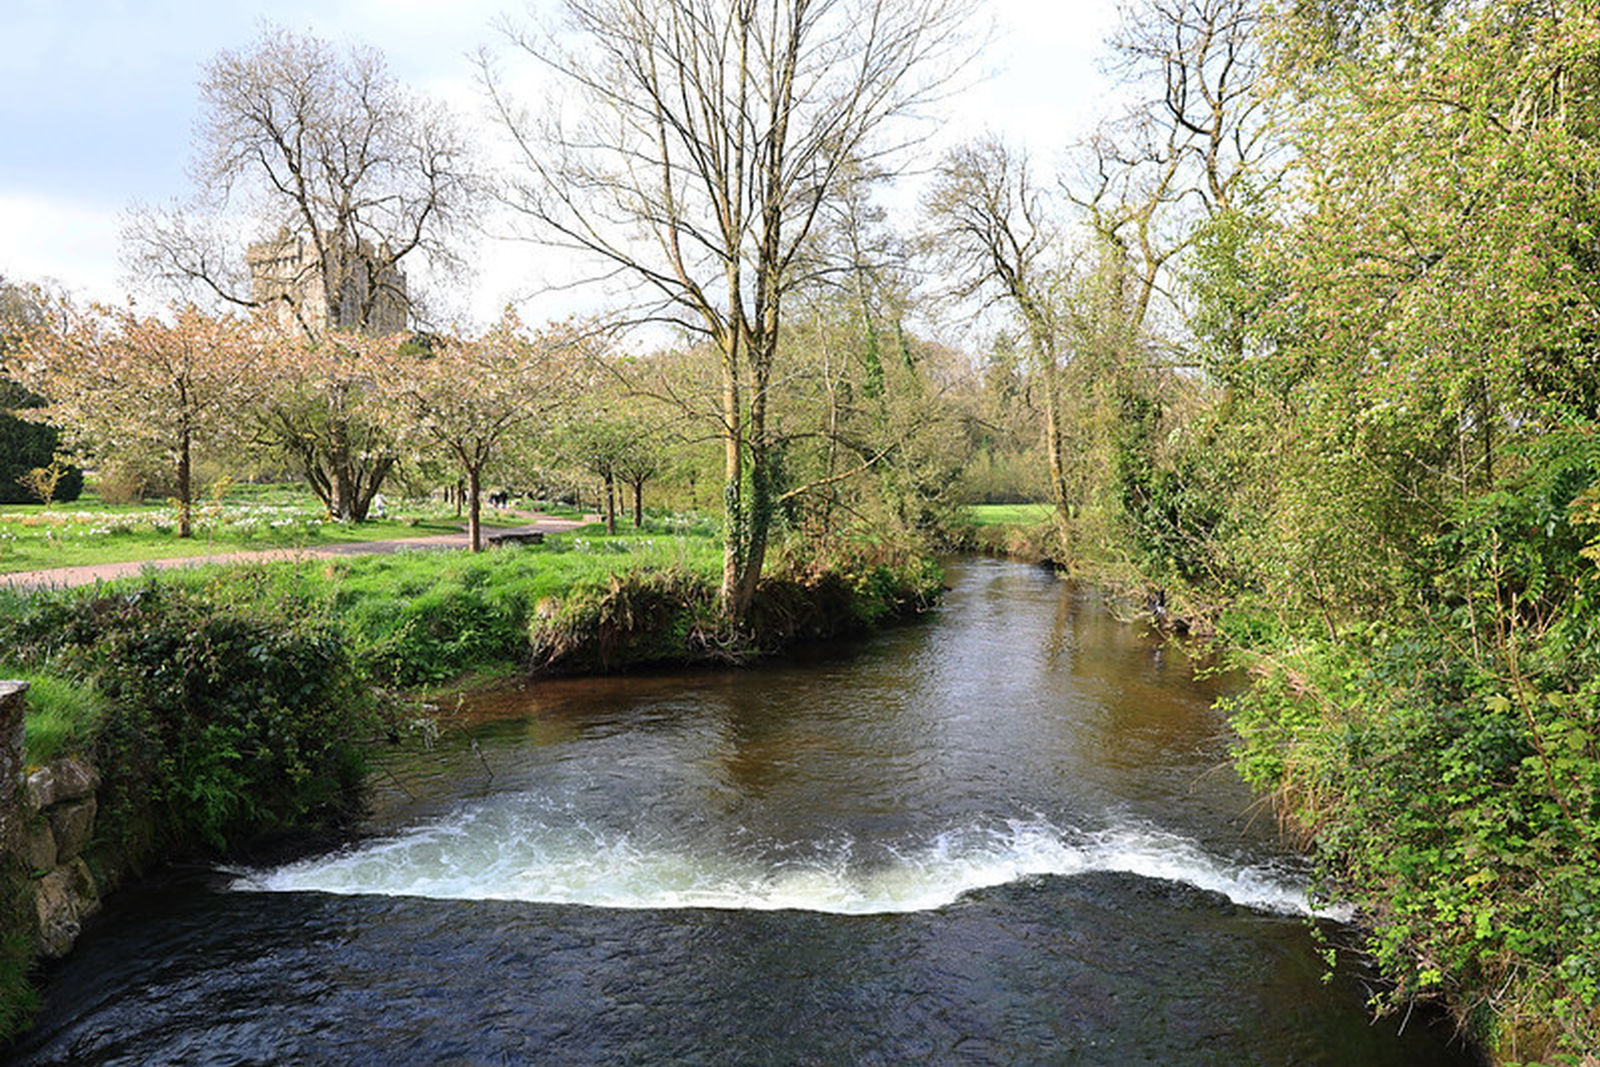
[
  {"left": 604, "top": 473, "right": 617, "bottom": 535},
  {"left": 1021, "top": 303, "right": 1071, "bottom": 540},
  {"left": 467, "top": 465, "right": 482, "bottom": 552},
  {"left": 720, "top": 331, "right": 746, "bottom": 620},
  {"left": 732, "top": 361, "right": 773, "bottom": 620},
  {"left": 632, "top": 480, "right": 644, "bottom": 528},
  {"left": 326, "top": 455, "right": 391, "bottom": 522},
  {"left": 333, "top": 465, "right": 358, "bottom": 522},
  {"left": 1041, "top": 354, "right": 1070, "bottom": 538},
  {"left": 734, "top": 446, "right": 770, "bottom": 617},
  {"left": 177, "top": 424, "right": 193, "bottom": 538}
]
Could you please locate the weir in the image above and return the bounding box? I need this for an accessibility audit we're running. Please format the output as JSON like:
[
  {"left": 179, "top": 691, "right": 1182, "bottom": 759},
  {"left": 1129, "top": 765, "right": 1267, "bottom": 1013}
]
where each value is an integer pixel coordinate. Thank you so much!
[{"left": 240, "top": 812, "right": 1325, "bottom": 918}]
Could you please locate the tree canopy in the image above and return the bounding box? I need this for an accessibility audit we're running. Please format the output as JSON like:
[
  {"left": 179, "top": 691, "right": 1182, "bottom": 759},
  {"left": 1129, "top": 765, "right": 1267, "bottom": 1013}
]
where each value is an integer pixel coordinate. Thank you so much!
[{"left": 487, "top": 0, "right": 973, "bottom": 621}]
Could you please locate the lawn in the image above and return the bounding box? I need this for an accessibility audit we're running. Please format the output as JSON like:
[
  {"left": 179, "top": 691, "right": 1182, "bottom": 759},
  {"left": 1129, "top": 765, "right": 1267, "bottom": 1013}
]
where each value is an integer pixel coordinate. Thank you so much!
[
  {"left": 4, "top": 514, "right": 726, "bottom": 692},
  {"left": 0, "top": 486, "right": 554, "bottom": 574},
  {"left": 965, "top": 503, "right": 1053, "bottom": 526}
]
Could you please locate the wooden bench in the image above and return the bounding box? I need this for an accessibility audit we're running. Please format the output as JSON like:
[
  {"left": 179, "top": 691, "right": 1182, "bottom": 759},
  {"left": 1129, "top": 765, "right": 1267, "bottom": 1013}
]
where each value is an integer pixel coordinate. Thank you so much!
[{"left": 487, "top": 530, "right": 545, "bottom": 547}]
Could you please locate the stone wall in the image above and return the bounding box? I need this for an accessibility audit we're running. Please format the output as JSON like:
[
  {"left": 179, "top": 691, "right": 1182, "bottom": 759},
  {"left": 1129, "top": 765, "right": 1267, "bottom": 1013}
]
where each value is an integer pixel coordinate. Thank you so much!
[
  {"left": 0, "top": 682, "right": 103, "bottom": 959},
  {"left": 0, "top": 681, "right": 24, "bottom": 857},
  {"left": 21, "top": 757, "right": 101, "bottom": 957}
]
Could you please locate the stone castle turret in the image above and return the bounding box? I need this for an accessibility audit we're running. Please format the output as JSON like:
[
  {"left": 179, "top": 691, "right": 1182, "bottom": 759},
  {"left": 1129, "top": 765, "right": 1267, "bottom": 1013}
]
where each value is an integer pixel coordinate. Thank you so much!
[{"left": 246, "top": 227, "right": 408, "bottom": 338}]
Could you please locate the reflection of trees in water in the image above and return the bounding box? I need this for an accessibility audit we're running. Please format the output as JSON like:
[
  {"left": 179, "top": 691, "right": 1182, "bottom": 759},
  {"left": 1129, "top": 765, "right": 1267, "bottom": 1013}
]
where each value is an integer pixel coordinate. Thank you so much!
[{"left": 1046, "top": 575, "right": 1077, "bottom": 672}]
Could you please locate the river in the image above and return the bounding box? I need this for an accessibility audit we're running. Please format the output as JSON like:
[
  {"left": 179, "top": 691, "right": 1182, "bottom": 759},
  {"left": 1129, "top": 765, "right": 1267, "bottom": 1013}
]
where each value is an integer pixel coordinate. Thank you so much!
[{"left": 11, "top": 558, "right": 1480, "bottom": 1064}]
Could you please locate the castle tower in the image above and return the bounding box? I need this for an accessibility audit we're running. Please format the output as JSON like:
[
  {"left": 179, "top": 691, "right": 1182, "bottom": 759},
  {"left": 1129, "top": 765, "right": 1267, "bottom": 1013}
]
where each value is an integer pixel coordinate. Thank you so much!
[{"left": 246, "top": 228, "right": 409, "bottom": 338}]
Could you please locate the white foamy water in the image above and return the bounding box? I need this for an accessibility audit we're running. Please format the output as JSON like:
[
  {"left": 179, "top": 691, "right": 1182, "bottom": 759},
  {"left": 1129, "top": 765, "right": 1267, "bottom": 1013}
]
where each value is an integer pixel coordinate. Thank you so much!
[{"left": 232, "top": 808, "right": 1331, "bottom": 918}]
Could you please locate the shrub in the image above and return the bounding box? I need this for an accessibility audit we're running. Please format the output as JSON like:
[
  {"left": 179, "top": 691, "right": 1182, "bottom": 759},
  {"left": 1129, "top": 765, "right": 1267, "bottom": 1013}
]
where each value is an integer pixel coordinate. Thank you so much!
[
  {"left": 528, "top": 568, "right": 722, "bottom": 673},
  {"left": 0, "top": 378, "right": 82, "bottom": 506},
  {"left": 1224, "top": 621, "right": 1600, "bottom": 1059},
  {"left": 1, "top": 583, "right": 369, "bottom": 854}
]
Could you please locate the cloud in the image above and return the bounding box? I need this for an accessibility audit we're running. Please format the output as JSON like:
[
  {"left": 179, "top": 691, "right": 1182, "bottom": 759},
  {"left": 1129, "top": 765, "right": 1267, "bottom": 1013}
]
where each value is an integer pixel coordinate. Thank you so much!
[
  {"left": 0, "top": 0, "right": 1127, "bottom": 328},
  {"left": 0, "top": 194, "right": 127, "bottom": 301}
]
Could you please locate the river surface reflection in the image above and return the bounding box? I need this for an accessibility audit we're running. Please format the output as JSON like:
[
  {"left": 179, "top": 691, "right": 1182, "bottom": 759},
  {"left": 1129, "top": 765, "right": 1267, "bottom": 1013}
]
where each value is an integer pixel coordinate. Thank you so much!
[{"left": 11, "top": 558, "right": 1481, "bottom": 1065}]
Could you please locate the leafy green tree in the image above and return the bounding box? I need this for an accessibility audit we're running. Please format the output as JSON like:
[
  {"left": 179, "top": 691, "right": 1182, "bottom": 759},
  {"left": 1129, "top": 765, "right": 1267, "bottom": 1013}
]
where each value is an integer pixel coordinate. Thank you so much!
[
  {"left": 15, "top": 302, "right": 262, "bottom": 536},
  {"left": 0, "top": 282, "right": 81, "bottom": 505},
  {"left": 558, "top": 417, "right": 631, "bottom": 536},
  {"left": 1184, "top": 4, "right": 1600, "bottom": 1055},
  {"left": 615, "top": 431, "right": 665, "bottom": 530},
  {"left": 373, "top": 315, "right": 588, "bottom": 551},
  {"left": 767, "top": 168, "right": 971, "bottom": 549}
]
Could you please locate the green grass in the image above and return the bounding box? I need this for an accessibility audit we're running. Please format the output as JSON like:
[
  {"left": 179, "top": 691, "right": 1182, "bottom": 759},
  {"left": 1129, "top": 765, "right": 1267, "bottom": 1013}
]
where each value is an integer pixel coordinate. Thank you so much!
[
  {"left": 525, "top": 500, "right": 586, "bottom": 519},
  {"left": 3, "top": 669, "right": 105, "bottom": 767},
  {"left": 965, "top": 503, "right": 1053, "bottom": 526},
  {"left": 0, "top": 484, "right": 551, "bottom": 574},
  {"left": 84, "top": 521, "right": 726, "bottom": 687},
  {"left": 5, "top": 508, "right": 932, "bottom": 692}
]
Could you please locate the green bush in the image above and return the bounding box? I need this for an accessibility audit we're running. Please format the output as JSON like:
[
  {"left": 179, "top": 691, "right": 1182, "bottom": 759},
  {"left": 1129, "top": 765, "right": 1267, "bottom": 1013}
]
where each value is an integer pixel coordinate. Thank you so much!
[
  {"left": 0, "top": 378, "right": 82, "bottom": 505},
  {"left": 525, "top": 543, "right": 942, "bottom": 675},
  {"left": 1224, "top": 615, "right": 1600, "bottom": 1059},
  {"left": 528, "top": 567, "right": 722, "bottom": 673},
  {"left": 1, "top": 583, "right": 369, "bottom": 854},
  {"left": 756, "top": 541, "right": 943, "bottom": 643}
]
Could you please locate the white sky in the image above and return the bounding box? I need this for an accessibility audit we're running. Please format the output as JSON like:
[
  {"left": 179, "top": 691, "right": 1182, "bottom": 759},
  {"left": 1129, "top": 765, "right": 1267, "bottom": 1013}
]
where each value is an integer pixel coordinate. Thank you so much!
[{"left": 0, "top": 0, "right": 1124, "bottom": 329}]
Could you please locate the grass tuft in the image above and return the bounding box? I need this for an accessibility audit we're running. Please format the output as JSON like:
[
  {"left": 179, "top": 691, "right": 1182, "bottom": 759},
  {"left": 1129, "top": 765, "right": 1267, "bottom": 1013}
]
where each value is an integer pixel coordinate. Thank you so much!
[{"left": 3, "top": 669, "right": 105, "bottom": 768}]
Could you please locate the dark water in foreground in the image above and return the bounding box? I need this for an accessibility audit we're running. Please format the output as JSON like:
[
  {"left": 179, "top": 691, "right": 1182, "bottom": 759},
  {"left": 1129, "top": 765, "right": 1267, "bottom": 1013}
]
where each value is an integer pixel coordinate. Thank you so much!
[{"left": 12, "top": 559, "right": 1479, "bottom": 1065}]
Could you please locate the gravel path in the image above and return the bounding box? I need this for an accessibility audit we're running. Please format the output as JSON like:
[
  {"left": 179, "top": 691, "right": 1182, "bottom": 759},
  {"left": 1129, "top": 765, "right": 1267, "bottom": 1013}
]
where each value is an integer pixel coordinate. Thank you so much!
[{"left": 0, "top": 512, "right": 597, "bottom": 591}]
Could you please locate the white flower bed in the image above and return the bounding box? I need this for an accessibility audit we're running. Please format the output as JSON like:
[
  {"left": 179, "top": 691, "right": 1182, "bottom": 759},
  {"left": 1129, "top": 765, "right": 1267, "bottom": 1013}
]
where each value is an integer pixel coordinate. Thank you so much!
[{"left": 0, "top": 502, "right": 332, "bottom": 542}]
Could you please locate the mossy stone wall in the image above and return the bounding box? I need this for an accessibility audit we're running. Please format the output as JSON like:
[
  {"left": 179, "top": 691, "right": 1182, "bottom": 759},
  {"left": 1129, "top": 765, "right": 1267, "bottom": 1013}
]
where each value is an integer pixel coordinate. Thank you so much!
[{"left": 0, "top": 681, "right": 23, "bottom": 857}]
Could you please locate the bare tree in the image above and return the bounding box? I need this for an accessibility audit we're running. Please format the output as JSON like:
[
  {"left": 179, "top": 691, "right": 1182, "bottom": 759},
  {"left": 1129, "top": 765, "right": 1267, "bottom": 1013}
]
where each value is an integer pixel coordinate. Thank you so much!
[
  {"left": 125, "top": 24, "right": 478, "bottom": 338},
  {"left": 926, "top": 137, "right": 1075, "bottom": 532},
  {"left": 485, "top": 0, "right": 972, "bottom": 623},
  {"left": 1068, "top": 0, "right": 1274, "bottom": 336},
  {"left": 124, "top": 25, "right": 481, "bottom": 523}
]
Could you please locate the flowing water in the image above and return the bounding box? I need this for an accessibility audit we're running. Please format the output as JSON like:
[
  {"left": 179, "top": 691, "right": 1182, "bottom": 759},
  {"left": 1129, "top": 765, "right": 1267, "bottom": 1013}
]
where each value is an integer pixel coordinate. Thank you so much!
[{"left": 11, "top": 559, "right": 1481, "bottom": 1065}]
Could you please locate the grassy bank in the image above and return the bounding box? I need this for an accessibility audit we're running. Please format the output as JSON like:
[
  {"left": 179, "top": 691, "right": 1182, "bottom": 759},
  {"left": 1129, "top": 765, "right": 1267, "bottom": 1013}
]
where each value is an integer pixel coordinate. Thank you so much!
[
  {"left": 135, "top": 520, "right": 727, "bottom": 686},
  {"left": 964, "top": 503, "right": 1053, "bottom": 527},
  {"left": 1216, "top": 601, "right": 1600, "bottom": 1063},
  {"left": 954, "top": 504, "right": 1062, "bottom": 564},
  {"left": 52, "top": 519, "right": 940, "bottom": 688}
]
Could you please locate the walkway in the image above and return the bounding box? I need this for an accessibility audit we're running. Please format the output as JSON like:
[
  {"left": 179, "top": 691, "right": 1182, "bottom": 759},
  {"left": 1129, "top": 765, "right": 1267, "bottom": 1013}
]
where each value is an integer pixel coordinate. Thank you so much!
[{"left": 0, "top": 512, "right": 597, "bottom": 591}]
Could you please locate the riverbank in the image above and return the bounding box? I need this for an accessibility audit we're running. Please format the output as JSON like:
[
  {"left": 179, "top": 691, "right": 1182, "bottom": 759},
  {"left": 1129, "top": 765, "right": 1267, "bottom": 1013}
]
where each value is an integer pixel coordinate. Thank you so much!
[
  {"left": 977, "top": 505, "right": 1594, "bottom": 1065},
  {"left": 2, "top": 558, "right": 1478, "bottom": 1066},
  {"left": 0, "top": 524, "right": 944, "bottom": 1044}
]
